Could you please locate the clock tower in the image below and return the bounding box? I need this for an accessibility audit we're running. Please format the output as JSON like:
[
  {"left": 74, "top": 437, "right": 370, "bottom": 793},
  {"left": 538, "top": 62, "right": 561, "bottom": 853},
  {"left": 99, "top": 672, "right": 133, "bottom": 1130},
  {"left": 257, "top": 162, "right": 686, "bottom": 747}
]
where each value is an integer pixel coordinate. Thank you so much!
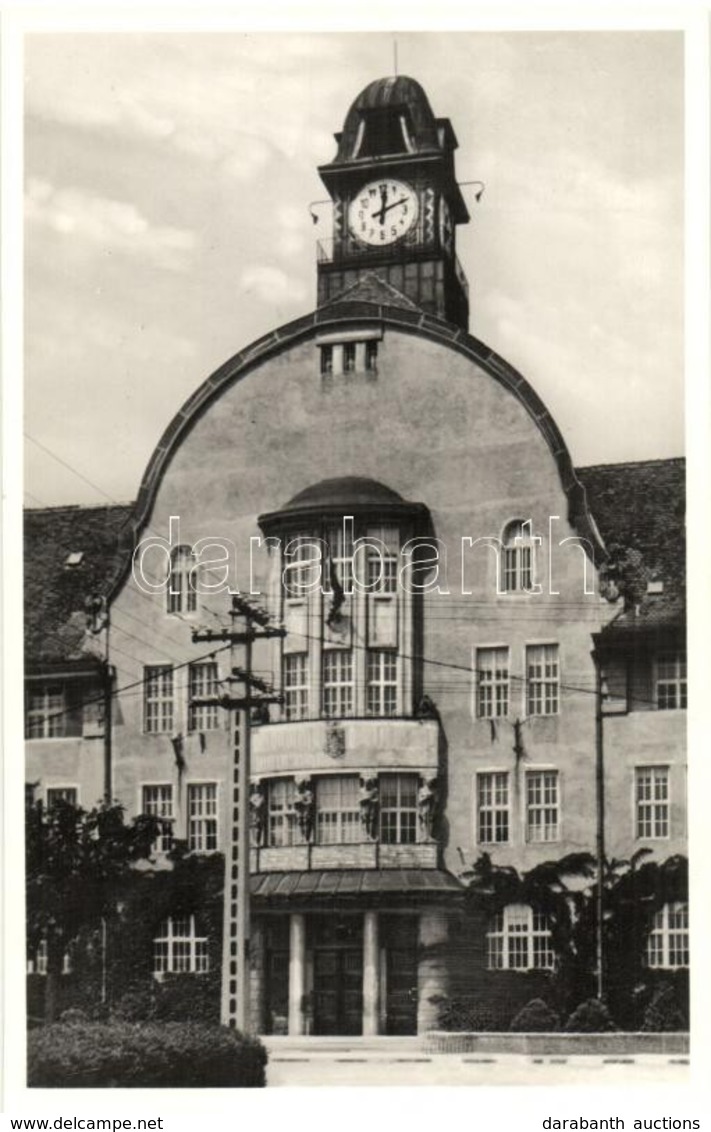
[{"left": 317, "top": 75, "right": 471, "bottom": 330}]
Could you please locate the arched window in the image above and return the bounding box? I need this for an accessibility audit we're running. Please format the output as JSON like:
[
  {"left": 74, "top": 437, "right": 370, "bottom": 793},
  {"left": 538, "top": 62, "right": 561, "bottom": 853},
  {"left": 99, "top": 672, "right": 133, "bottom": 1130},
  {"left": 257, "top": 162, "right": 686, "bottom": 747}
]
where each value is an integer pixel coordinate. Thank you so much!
[
  {"left": 153, "top": 915, "right": 209, "bottom": 977},
  {"left": 486, "top": 904, "right": 554, "bottom": 971},
  {"left": 167, "top": 546, "right": 197, "bottom": 615},
  {"left": 646, "top": 902, "right": 689, "bottom": 969},
  {"left": 502, "top": 520, "right": 534, "bottom": 593}
]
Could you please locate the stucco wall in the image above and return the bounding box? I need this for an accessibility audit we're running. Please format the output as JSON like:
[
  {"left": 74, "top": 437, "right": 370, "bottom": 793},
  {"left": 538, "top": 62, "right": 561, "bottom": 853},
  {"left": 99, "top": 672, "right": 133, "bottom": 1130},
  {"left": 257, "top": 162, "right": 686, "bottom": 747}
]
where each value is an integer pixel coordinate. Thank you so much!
[{"left": 107, "top": 315, "right": 679, "bottom": 878}]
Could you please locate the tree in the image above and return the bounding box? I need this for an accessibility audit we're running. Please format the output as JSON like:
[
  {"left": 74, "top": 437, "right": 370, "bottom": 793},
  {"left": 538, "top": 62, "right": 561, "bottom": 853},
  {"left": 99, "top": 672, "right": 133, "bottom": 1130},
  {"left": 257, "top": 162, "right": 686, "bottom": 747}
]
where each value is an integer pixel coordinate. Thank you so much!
[
  {"left": 460, "top": 850, "right": 689, "bottom": 1028},
  {"left": 26, "top": 798, "right": 161, "bottom": 1022},
  {"left": 460, "top": 851, "right": 597, "bottom": 1011}
]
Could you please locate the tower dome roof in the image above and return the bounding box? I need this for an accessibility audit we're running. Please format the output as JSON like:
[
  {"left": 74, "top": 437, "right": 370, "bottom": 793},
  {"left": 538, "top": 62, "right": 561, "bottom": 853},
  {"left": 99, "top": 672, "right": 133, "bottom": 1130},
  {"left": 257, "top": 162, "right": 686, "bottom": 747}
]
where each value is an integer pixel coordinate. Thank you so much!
[{"left": 333, "top": 74, "right": 442, "bottom": 162}]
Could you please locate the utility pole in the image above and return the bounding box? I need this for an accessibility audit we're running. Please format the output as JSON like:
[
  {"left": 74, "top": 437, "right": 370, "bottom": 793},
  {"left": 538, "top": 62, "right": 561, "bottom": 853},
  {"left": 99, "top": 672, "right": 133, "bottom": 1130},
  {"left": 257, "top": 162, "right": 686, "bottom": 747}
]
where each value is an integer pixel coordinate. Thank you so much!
[
  {"left": 86, "top": 593, "right": 112, "bottom": 804},
  {"left": 192, "top": 596, "right": 284, "bottom": 1032},
  {"left": 103, "top": 606, "right": 113, "bottom": 805},
  {"left": 594, "top": 653, "right": 605, "bottom": 1001}
]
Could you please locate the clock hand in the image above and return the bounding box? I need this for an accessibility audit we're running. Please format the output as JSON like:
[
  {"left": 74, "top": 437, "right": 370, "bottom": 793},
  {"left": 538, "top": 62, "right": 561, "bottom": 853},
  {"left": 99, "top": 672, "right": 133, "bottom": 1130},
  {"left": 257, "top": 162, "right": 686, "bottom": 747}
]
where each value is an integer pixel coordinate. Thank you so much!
[
  {"left": 371, "top": 196, "right": 409, "bottom": 224},
  {"left": 372, "top": 187, "right": 389, "bottom": 225}
]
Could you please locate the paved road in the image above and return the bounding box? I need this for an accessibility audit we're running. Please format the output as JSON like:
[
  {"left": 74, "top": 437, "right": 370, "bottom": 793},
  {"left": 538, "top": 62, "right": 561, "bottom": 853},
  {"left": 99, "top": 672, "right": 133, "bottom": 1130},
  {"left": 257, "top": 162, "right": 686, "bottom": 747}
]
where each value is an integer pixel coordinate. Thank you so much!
[{"left": 266, "top": 1051, "right": 689, "bottom": 1087}]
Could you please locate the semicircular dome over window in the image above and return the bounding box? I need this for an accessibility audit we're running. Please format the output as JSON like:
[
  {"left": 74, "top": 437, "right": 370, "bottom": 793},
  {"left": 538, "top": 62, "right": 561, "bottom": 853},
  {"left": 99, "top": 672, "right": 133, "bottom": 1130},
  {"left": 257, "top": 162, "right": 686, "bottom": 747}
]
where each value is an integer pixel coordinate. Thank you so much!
[
  {"left": 259, "top": 476, "right": 431, "bottom": 532},
  {"left": 286, "top": 476, "right": 405, "bottom": 511}
]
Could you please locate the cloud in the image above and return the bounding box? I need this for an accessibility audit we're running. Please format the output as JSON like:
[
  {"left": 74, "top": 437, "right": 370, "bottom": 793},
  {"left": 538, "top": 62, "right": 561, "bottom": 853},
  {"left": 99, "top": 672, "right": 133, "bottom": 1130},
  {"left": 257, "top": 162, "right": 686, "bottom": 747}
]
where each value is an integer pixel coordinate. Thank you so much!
[
  {"left": 239, "top": 265, "right": 307, "bottom": 304},
  {"left": 25, "top": 178, "right": 196, "bottom": 271}
]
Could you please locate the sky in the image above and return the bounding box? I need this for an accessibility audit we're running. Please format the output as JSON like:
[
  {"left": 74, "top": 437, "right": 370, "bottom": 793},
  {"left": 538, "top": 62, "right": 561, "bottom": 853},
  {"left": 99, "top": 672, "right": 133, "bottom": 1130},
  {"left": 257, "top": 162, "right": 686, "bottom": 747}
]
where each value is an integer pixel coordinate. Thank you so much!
[{"left": 22, "top": 29, "right": 685, "bottom": 507}]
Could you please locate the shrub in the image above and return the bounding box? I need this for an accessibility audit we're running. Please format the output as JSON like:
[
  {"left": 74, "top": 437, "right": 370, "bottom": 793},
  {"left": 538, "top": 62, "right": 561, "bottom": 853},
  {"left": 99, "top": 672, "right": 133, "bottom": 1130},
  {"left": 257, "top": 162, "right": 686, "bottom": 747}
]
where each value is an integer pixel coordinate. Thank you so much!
[
  {"left": 433, "top": 995, "right": 508, "bottom": 1032},
  {"left": 58, "top": 1009, "right": 89, "bottom": 1026},
  {"left": 564, "top": 998, "right": 617, "bottom": 1033},
  {"left": 509, "top": 998, "right": 560, "bottom": 1032},
  {"left": 153, "top": 973, "right": 220, "bottom": 1024},
  {"left": 111, "top": 986, "right": 158, "bottom": 1023},
  {"left": 640, "top": 985, "right": 687, "bottom": 1032},
  {"left": 28, "top": 1022, "right": 267, "bottom": 1088}
]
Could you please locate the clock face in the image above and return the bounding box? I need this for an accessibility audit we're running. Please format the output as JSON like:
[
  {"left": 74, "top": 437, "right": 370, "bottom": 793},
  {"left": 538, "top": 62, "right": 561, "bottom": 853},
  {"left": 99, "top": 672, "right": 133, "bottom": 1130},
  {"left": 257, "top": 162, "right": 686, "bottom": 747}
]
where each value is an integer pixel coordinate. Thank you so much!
[{"left": 348, "top": 179, "right": 419, "bottom": 246}]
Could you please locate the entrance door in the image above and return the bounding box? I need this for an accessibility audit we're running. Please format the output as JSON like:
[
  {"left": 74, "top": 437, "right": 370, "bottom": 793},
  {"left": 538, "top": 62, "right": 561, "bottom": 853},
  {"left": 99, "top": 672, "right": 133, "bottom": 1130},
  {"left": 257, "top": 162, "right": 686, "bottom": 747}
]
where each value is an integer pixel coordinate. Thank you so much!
[
  {"left": 265, "top": 951, "right": 289, "bottom": 1035},
  {"left": 386, "top": 946, "right": 418, "bottom": 1034},
  {"left": 313, "top": 948, "right": 363, "bottom": 1035},
  {"left": 383, "top": 915, "right": 419, "bottom": 1035}
]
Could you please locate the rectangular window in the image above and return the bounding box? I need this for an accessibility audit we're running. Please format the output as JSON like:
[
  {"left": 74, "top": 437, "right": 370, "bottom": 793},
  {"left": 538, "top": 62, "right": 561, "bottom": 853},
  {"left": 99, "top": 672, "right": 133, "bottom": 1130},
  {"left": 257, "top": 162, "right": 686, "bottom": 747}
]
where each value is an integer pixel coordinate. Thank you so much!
[
  {"left": 380, "top": 773, "right": 418, "bottom": 845},
  {"left": 487, "top": 905, "right": 555, "bottom": 971},
  {"left": 343, "top": 342, "right": 356, "bottom": 373},
  {"left": 477, "top": 772, "right": 509, "bottom": 844},
  {"left": 636, "top": 766, "right": 669, "bottom": 839},
  {"left": 647, "top": 903, "right": 689, "bottom": 969},
  {"left": 153, "top": 915, "right": 209, "bottom": 977},
  {"left": 366, "top": 650, "right": 398, "bottom": 716},
  {"left": 283, "top": 533, "right": 320, "bottom": 598},
  {"left": 326, "top": 523, "right": 354, "bottom": 596},
  {"left": 526, "top": 770, "right": 559, "bottom": 842},
  {"left": 46, "top": 787, "right": 78, "bottom": 807},
  {"left": 168, "top": 550, "right": 197, "bottom": 615},
  {"left": 26, "top": 683, "right": 67, "bottom": 739},
  {"left": 187, "top": 783, "right": 218, "bottom": 852},
  {"left": 506, "top": 904, "right": 530, "bottom": 969},
  {"left": 188, "top": 662, "right": 220, "bottom": 732},
  {"left": 27, "top": 938, "right": 71, "bottom": 976},
  {"left": 476, "top": 647, "right": 509, "bottom": 719},
  {"left": 366, "top": 526, "right": 399, "bottom": 593},
  {"left": 267, "top": 778, "right": 302, "bottom": 847},
  {"left": 283, "top": 653, "right": 309, "bottom": 720},
  {"left": 531, "top": 910, "right": 556, "bottom": 969},
  {"left": 365, "top": 340, "right": 378, "bottom": 372},
  {"left": 322, "top": 650, "right": 354, "bottom": 718},
  {"left": 144, "top": 666, "right": 174, "bottom": 734},
  {"left": 315, "top": 775, "right": 361, "bottom": 845},
  {"left": 142, "top": 784, "right": 174, "bottom": 853},
  {"left": 320, "top": 345, "right": 333, "bottom": 375},
  {"left": 656, "top": 653, "right": 687, "bottom": 710},
  {"left": 526, "top": 644, "right": 559, "bottom": 716}
]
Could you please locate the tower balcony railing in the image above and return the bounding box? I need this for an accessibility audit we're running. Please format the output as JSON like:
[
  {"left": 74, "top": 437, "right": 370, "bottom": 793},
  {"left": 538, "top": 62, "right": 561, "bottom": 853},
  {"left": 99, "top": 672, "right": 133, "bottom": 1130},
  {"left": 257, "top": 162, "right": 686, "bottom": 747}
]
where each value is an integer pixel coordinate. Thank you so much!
[
  {"left": 316, "top": 236, "right": 469, "bottom": 300},
  {"left": 317, "top": 225, "right": 437, "bottom": 266}
]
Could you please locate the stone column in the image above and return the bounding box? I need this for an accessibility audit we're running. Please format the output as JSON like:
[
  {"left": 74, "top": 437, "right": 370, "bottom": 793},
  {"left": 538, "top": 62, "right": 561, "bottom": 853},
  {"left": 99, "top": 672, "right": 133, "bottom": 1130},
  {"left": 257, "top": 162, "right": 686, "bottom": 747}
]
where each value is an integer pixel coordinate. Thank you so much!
[
  {"left": 417, "top": 908, "right": 449, "bottom": 1033},
  {"left": 362, "top": 910, "right": 380, "bottom": 1036},
  {"left": 288, "top": 913, "right": 306, "bottom": 1036}
]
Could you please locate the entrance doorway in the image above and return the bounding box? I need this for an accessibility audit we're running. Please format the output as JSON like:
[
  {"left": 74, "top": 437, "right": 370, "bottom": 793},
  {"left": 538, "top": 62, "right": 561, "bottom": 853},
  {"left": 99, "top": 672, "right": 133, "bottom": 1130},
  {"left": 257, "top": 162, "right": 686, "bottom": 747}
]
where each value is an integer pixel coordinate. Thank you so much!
[
  {"left": 313, "top": 948, "right": 363, "bottom": 1035},
  {"left": 310, "top": 913, "right": 364, "bottom": 1036},
  {"left": 383, "top": 915, "right": 418, "bottom": 1035}
]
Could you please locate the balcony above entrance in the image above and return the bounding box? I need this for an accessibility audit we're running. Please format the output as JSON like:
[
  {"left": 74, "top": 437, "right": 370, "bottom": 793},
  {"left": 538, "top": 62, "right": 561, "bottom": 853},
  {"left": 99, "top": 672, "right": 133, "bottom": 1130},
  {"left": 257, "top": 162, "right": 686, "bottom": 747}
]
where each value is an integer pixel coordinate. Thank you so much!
[{"left": 252, "top": 717, "right": 439, "bottom": 777}]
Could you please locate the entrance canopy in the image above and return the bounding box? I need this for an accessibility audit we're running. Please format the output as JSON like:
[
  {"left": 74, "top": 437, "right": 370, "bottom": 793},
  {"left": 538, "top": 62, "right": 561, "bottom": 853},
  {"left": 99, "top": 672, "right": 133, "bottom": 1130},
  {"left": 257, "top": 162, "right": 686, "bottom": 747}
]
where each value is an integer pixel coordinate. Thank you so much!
[{"left": 251, "top": 868, "right": 463, "bottom": 904}]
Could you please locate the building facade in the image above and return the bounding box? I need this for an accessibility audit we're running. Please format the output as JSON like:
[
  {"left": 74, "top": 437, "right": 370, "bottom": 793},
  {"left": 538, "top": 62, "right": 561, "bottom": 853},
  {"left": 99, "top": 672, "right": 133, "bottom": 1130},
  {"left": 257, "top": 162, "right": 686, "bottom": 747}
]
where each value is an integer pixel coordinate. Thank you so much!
[{"left": 25, "top": 77, "right": 687, "bottom": 1036}]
